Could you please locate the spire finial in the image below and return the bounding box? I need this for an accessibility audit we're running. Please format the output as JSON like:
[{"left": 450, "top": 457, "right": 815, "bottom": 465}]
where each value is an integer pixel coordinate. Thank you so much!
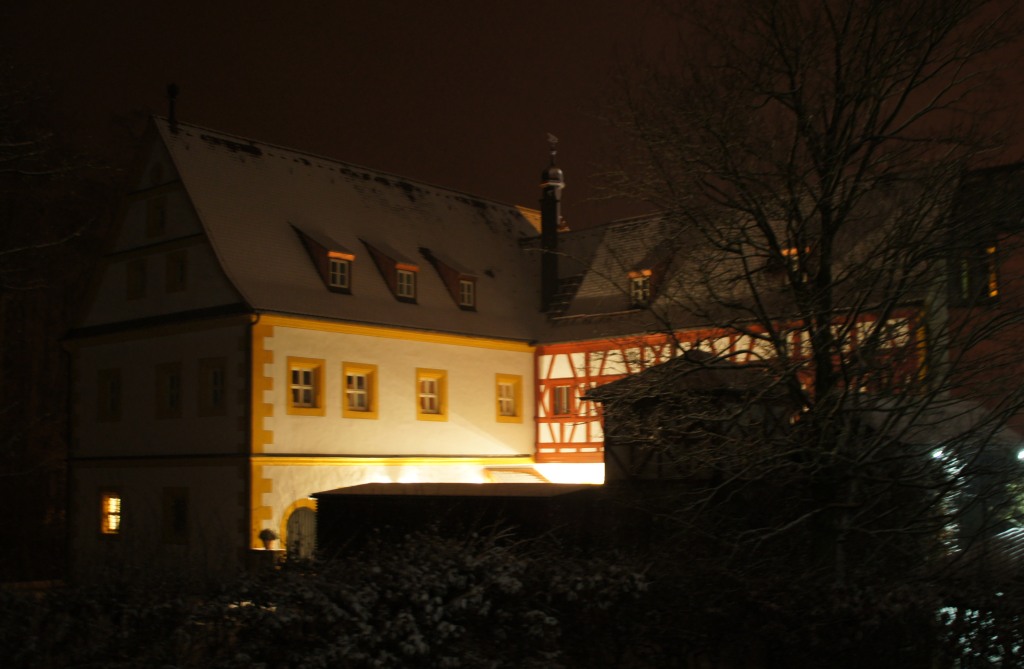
[{"left": 546, "top": 133, "right": 559, "bottom": 165}]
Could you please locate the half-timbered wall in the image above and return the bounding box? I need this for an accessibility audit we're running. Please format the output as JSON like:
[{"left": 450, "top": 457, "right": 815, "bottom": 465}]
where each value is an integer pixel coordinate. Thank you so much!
[{"left": 536, "top": 309, "right": 923, "bottom": 463}]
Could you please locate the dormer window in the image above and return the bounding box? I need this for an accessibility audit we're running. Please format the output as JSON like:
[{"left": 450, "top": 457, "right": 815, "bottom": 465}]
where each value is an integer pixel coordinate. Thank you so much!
[
  {"left": 329, "top": 257, "right": 351, "bottom": 290},
  {"left": 458, "top": 279, "right": 476, "bottom": 308},
  {"left": 363, "top": 239, "right": 420, "bottom": 303},
  {"left": 419, "top": 247, "right": 478, "bottom": 311},
  {"left": 629, "top": 269, "right": 652, "bottom": 307},
  {"left": 781, "top": 246, "right": 805, "bottom": 275},
  {"left": 396, "top": 268, "right": 417, "bottom": 299},
  {"left": 293, "top": 225, "right": 356, "bottom": 295}
]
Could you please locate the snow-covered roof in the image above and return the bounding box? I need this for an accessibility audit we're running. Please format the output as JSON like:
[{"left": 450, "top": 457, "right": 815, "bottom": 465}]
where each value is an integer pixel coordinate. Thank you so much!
[{"left": 155, "top": 118, "right": 547, "bottom": 341}]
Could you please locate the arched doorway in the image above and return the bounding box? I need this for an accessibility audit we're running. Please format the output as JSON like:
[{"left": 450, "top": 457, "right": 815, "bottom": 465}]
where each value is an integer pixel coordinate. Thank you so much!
[{"left": 285, "top": 506, "right": 317, "bottom": 559}]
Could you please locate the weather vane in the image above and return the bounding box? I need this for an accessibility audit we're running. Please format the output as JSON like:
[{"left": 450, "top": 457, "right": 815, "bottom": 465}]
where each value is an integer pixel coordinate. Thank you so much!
[{"left": 547, "top": 133, "right": 559, "bottom": 163}]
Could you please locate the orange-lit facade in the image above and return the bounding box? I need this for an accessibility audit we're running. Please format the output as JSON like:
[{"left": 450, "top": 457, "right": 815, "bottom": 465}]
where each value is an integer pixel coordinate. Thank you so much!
[{"left": 535, "top": 309, "right": 925, "bottom": 463}]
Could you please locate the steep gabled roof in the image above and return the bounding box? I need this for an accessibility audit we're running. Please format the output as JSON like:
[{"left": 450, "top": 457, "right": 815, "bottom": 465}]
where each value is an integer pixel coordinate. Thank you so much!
[{"left": 155, "top": 118, "right": 545, "bottom": 341}]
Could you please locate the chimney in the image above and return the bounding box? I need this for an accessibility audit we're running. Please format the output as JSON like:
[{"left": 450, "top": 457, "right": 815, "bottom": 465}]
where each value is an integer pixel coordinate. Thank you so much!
[{"left": 540, "top": 134, "right": 564, "bottom": 311}]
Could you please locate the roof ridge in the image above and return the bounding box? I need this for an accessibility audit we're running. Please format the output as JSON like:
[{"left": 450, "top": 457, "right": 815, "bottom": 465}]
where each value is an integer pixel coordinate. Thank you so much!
[{"left": 153, "top": 116, "right": 525, "bottom": 210}]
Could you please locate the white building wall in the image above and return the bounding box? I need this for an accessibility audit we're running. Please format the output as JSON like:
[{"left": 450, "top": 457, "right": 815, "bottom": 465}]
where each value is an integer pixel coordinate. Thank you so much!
[{"left": 260, "top": 323, "right": 535, "bottom": 457}]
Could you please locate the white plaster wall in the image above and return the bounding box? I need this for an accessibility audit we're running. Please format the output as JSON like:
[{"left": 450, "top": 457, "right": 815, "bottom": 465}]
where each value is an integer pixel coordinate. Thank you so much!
[
  {"left": 74, "top": 322, "right": 247, "bottom": 458},
  {"left": 262, "top": 325, "right": 535, "bottom": 456}
]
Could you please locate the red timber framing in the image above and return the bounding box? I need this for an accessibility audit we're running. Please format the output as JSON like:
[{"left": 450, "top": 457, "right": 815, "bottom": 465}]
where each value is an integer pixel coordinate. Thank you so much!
[{"left": 534, "top": 308, "right": 924, "bottom": 463}]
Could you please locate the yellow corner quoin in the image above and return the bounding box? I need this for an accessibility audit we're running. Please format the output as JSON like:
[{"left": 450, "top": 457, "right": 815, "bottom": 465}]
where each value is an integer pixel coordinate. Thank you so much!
[
  {"left": 250, "top": 462, "right": 274, "bottom": 549},
  {"left": 259, "top": 313, "right": 535, "bottom": 352},
  {"left": 251, "top": 321, "right": 275, "bottom": 454}
]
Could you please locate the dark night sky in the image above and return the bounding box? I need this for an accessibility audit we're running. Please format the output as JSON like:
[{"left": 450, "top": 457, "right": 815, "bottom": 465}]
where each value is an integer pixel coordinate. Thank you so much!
[{"left": 3, "top": 0, "right": 669, "bottom": 228}]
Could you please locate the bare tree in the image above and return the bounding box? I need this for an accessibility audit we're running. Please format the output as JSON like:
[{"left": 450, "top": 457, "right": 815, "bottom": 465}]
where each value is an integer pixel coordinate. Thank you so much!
[
  {"left": 0, "top": 63, "right": 116, "bottom": 581},
  {"left": 593, "top": 0, "right": 1024, "bottom": 664}
]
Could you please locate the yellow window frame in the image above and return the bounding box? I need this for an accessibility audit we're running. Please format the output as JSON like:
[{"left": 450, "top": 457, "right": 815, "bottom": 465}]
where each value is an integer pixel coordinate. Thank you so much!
[
  {"left": 342, "top": 362, "right": 379, "bottom": 419},
  {"left": 495, "top": 373, "right": 523, "bottom": 423},
  {"left": 416, "top": 368, "right": 448, "bottom": 421},
  {"left": 287, "top": 357, "right": 325, "bottom": 416}
]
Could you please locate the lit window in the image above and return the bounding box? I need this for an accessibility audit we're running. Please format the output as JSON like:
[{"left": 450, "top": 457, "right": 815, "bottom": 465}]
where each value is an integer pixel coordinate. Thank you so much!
[
  {"left": 553, "top": 384, "right": 573, "bottom": 416},
  {"left": 100, "top": 492, "right": 122, "bottom": 535},
  {"left": 97, "top": 369, "right": 121, "bottom": 422},
  {"left": 126, "top": 259, "right": 147, "bottom": 300},
  {"left": 343, "top": 362, "right": 378, "bottom": 419},
  {"left": 198, "top": 358, "right": 227, "bottom": 417},
  {"left": 416, "top": 368, "right": 447, "bottom": 421},
  {"left": 397, "top": 269, "right": 416, "bottom": 299},
  {"left": 156, "top": 362, "right": 182, "bottom": 419},
  {"left": 329, "top": 258, "right": 351, "bottom": 290},
  {"left": 988, "top": 245, "right": 999, "bottom": 298},
  {"left": 458, "top": 279, "right": 476, "bottom": 308},
  {"left": 952, "top": 243, "right": 998, "bottom": 305},
  {"left": 287, "top": 357, "right": 325, "bottom": 416},
  {"left": 496, "top": 374, "right": 522, "bottom": 423}
]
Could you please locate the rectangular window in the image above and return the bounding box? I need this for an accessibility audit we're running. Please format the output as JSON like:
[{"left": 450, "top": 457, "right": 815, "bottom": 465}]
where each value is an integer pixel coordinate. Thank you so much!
[
  {"left": 198, "top": 357, "right": 227, "bottom": 417},
  {"left": 952, "top": 243, "right": 999, "bottom": 305},
  {"left": 458, "top": 279, "right": 476, "bottom": 308},
  {"left": 496, "top": 374, "right": 523, "bottom": 423},
  {"left": 126, "top": 258, "right": 147, "bottom": 300},
  {"left": 553, "top": 384, "right": 573, "bottom": 416},
  {"left": 287, "top": 357, "right": 325, "bottom": 416},
  {"left": 165, "top": 251, "right": 187, "bottom": 292},
  {"left": 292, "top": 369, "right": 316, "bottom": 406},
  {"left": 629, "top": 275, "right": 651, "bottom": 306},
  {"left": 776, "top": 246, "right": 812, "bottom": 281},
  {"left": 416, "top": 368, "right": 447, "bottom": 421},
  {"left": 97, "top": 368, "right": 121, "bottom": 422},
  {"left": 100, "top": 492, "right": 122, "bottom": 535},
  {"left": 155, "top": 362, "right": 182, "bottom": 419},
  {"left": 343, "top": 362, "right": 378, "bottom": 419},
  {"left": 329, "top": 258, "right": 351, "bottom": 290},
  {"left": 397, "top": 269, "right": 416, "bottom": 299},
  {"left": 161, "top": 487, "right": 189, "bottom": 544},
  {"left": 987, "top": 245, "right": 999, "bottom": 299}
]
